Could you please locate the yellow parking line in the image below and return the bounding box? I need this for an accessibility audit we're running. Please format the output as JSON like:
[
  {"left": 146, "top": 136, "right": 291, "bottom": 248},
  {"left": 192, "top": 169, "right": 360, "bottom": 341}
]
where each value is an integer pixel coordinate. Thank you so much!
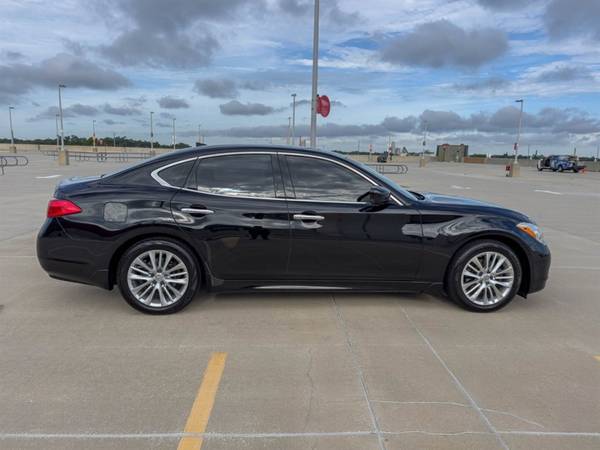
[
  {"left": 177, "top": 352, "right": 227, "bottom": 450},
  {"left": 594, "top": 356, "right": 600, "bottom": 363}
]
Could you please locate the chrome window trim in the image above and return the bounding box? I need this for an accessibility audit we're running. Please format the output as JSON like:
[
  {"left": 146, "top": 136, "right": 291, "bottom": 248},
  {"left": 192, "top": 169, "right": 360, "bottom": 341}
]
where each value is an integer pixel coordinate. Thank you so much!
[{"left": 150, "top": 151, "right": 404, "bottom": 206}]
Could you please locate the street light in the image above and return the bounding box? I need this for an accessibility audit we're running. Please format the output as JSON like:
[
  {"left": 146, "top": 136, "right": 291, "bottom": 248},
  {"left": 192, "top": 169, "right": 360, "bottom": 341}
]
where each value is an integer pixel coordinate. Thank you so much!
[
  {"left": 197, "top": 124, "right": 202, "bottom": 145},
  {"left": 291, "top": 93, "right": 297, "bottom": 145},
  {"left": 287, "top": 116, "right": 292, "bottom": 145},
  {"left": 58, "top": 84, "right": 66, "bottom": 158},
  {"left": 55, "top": 114, "right": 60, "bottom": 149},
  {"left": 514, "top": 99, "right": 524, "bottom": 165},
  {"left": 309, "top": 0, "right": 320, "bottom": 148},
  {"left": 92, "top": 119, "right": 96, "bottom": 149},
  {"left": 420, "top": 120, "right": 428, "bottom": 165},
  {"left": 8, "top": 106, "right": 15, "bottom": 150},
  {"left": 172, "top": 117, "right": 176, "bottom": 150},
  {"left": 150, "top": 111, "right": 154, "bottom": 152}
]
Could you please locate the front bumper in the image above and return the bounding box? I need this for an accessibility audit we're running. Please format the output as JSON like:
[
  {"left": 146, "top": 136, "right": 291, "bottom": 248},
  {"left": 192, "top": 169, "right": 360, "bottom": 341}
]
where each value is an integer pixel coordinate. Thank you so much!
[{"left": 526, "top": 242, "right": 551, "bottom": 295}]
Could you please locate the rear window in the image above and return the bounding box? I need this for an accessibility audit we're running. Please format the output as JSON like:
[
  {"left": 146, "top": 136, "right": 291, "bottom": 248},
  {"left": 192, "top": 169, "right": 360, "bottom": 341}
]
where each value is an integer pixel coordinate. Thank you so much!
[{"left": 158, "top": 160, "right": 195, "bottom": 187}]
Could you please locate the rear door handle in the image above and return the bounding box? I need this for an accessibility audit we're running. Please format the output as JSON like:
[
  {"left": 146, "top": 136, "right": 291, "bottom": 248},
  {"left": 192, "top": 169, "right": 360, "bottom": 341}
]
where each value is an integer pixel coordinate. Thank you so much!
[
  {"left": 293, "top": 214, "right": 325, "bottom": 222},
  {"left": 181, "top": 208, "right": 214, "bottom": 215}
]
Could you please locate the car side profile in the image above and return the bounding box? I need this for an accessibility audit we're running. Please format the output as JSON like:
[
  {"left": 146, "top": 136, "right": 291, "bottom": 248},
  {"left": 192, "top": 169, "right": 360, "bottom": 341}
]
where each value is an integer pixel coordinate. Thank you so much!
[
  {"left": 537, "top": 155, "right": 585, "bottom": 172},
  {"left": 37, "top": 145, "right": 550, "bottom": 314}
]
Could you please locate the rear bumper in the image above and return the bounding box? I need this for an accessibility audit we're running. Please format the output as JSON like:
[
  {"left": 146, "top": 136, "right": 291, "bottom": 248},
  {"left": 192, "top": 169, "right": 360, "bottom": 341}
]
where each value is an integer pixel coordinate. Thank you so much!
[{"left": 37, "top": 219, "right": 111, "bottom": 289}]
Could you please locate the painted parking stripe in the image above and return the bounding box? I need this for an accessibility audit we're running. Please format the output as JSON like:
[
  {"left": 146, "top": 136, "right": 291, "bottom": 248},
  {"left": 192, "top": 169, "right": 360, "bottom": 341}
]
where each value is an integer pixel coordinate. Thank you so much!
[
  {"left": 178, "top": 352, "right": 227, "bottom": 450},
  {"left": 35, "top": 175, "right": 61, "bottom": 179},
  {"left": 534, "top": 189, "right": 562, "bottom": 195},
  {"left": 594, "top": 356, "right": 600, "bottom": 363}
]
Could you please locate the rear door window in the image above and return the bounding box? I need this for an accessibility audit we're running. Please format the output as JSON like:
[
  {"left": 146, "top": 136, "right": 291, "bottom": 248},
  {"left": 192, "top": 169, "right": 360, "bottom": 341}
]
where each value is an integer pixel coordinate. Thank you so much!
[{"left": 188, "top": 154, "right": 281, "bottom": 198}]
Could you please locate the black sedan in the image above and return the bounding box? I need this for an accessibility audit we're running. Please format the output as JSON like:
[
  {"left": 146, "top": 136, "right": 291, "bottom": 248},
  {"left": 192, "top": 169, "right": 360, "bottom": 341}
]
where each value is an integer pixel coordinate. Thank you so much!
[{"left": 37, "top": 145, "right": 550, "bottom": 314}]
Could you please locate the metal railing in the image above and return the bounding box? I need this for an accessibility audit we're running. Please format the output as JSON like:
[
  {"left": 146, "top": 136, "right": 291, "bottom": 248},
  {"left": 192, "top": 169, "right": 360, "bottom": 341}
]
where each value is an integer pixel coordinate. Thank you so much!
[
  {"left": 368, "top": 163, "right": 409, "bottom": 175},
  {"left": 0, "top": 155, "right": 29, "bottom": 175},
  {"left": 41, "top": 149, "right": 154, "bottom": 163}
]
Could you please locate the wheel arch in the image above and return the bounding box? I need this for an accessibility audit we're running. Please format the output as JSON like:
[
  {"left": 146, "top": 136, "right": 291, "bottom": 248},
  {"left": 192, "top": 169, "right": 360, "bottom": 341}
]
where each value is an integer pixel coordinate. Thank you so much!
[
  {"left": 444, "top": 232, "right": 531, "bottom": 296},
  {"left": 108, "top": 231, "right": 209, "bottom": 291}
]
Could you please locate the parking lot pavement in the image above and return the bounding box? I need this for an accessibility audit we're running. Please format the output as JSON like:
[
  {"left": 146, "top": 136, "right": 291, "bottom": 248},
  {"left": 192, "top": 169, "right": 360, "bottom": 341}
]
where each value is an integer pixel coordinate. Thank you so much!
[{"left": 1, "top": 153, "right": 599, "bottom": 449}]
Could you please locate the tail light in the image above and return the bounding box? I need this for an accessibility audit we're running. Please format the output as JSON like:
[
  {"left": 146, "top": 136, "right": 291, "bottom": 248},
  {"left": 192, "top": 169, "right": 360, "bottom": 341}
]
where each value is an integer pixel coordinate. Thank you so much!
[{"left": 47, "top": 199, "right": 82, "bottom": 218}]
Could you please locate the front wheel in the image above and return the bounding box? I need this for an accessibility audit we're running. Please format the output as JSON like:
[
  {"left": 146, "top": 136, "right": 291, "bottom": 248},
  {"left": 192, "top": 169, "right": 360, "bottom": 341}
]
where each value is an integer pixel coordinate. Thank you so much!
[
  {"left": 117, "top": 239, "right": 199, "bottom": 314},
  {"left": 446, "top": 240, "right": 522, "bottom": 312}
]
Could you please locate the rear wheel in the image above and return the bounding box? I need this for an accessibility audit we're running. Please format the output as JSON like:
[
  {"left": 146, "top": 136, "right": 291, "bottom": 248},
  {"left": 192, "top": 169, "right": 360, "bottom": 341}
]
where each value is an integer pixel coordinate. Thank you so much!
[
  {"left": 117, "top": 239, "right": 199, "bottom": 314},
  {"left": 447, "top": 240, "right": 522, "bottom": 312}
]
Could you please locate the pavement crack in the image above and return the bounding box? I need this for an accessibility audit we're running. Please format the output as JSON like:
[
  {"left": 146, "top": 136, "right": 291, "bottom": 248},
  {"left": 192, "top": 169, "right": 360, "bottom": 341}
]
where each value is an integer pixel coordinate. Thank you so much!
[
  {"left": 331, "top": 294, "right": 387, "bottom": 450},
  {"left": 482, "top": 409, "right": 545, "bottom": 429},
  {"left": 303, "top": 347, "right": 315, "bottom": 432},
  {"left": 400, "top": 306, "right": 511, "bottom": 450}
]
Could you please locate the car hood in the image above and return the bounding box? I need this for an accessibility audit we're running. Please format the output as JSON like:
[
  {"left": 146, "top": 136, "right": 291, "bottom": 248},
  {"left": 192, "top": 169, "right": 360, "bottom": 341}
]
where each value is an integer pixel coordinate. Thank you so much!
[
  {"left": 419, "top": 192, "right": 531, "bottom": 222},
  {"left": 421, "top": 192, "right": 501, "bottom": 207}
]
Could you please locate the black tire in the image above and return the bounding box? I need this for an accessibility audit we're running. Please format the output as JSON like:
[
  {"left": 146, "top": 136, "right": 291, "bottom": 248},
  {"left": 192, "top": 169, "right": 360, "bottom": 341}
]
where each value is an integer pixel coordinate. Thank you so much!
[
  {"left": 558, "top": 166, "right": 564, "bottom": 172},
  {"left": 446, "top": 240, "right": 522, "bottom": 312},
  {"left": 117, "top": 238, "right": 199, "bottom": 314}
]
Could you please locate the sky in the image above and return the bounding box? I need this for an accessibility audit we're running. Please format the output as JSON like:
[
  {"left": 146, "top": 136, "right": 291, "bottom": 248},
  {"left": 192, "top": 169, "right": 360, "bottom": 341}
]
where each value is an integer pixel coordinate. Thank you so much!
[{"left": 1, "top": 0, "right": 600, "bottom": 155}]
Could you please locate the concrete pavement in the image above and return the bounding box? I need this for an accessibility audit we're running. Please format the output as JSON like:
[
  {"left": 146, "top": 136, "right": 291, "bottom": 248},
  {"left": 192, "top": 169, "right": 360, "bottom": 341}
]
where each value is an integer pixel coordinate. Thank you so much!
[{"left": 0, "top": 153, "right": 599, "bottom": 449}]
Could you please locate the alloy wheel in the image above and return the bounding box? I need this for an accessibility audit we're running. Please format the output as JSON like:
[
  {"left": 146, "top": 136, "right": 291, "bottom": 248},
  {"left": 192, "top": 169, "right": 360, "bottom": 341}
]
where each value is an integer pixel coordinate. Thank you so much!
[
  {"left": 127, "top": 249, "right": 189, "bottom": 308},
  {"left": 460, "top": 251, "right": 515, "bottom": 306}
]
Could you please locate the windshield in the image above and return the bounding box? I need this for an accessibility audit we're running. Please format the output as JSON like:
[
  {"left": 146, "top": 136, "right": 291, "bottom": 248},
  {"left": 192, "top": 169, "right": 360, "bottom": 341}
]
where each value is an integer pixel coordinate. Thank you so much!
[{"left": 346, "top": 157, "right": 420, "bottom": 202}]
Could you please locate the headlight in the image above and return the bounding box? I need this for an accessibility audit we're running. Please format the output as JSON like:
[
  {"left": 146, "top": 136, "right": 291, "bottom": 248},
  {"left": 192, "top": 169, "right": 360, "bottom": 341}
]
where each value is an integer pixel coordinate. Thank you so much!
[{"left": 517, "top": 222, "right": 544, "bottom": 242}]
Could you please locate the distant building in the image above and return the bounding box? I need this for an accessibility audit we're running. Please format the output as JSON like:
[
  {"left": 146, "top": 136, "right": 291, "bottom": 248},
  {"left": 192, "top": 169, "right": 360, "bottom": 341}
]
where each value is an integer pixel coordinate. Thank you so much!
[{"left": 436, "top": 143, "right": 469, "bottom": 162}]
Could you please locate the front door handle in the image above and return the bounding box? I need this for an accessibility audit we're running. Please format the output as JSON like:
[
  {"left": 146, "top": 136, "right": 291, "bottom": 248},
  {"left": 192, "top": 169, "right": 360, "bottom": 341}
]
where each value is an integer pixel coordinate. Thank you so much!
[
  {"left": 181, "top": 208, "right": 214, "bottom": 215},
  {"left": 293, "top": 214, "right": 325, "bottom": 222}
]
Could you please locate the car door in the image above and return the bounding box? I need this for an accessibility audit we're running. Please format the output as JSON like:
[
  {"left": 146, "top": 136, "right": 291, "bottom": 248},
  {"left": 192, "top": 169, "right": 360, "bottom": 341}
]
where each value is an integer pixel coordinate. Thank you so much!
[
  {"left": 166, "top": 152, "right": 291, "bottom": 281},
  {"left": 281, "top": 153, "right": 422, "bottom": 283}
]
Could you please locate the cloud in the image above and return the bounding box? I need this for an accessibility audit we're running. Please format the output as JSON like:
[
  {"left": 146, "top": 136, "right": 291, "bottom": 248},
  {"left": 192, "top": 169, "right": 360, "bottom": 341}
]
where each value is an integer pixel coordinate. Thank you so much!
[
  {"left": 208, "top": 106, "right": 600, "bottom": 138},
  {"left": 100, "top": 0, "right": 262, "bottom": 68},
  {"left": 292, "top": 98, "right": 346, "bottom": 108},
  {"left": 103, "top": 103, "right": 142, "bottom": 115},
  {"left": 0, "top": 53, "right": 130, "bottom": 104},
  {"left": 545, "top": 0, "right": 600, "bottom": 41},
  {"left": 101, "top": 29, "right": 218, "bottom": 69},
  {"left": 219, "top": 100, "right": 280, "bottom": 116},
  {"left": 103, "top": 119, "right": 125, "bottom": 125},
  {"left": 476, "top": 0, "right": 527, "bottom": 10},
  {"left": 194, "top": 78, "right": 239, "bottom": 98},
  {"left": 28, "top": 104, "right": 99, "bottom": 121},
  {"left": 278, "top": 0, "right": 360, "bottom": 26},
  {"left": 381, "top": 116, "right": 418, "bottom": 132},
  {"left": 159, "top": 112, "right": 175, "bottom": 119},
  {"left": 453, "top": 77, "right": 510, "bottom": 91},
  {"left": 157, "top": 95, "right": 190, "bottom": 109},
  {"left": 381, "top": 20, "right": 508, "bottom": 69},
  {"left": 535, "top": 65, "right": 594, "bottom": 83},
  {"left": 2, "top": 50, "right": 24, "bottom": 61}
]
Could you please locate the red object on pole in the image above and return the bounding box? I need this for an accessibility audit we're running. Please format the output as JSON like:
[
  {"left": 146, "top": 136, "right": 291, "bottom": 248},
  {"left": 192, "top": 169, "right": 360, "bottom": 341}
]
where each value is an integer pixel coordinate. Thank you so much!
[{"left": 316, "top": 95, "right": 331, "bottom": 118}]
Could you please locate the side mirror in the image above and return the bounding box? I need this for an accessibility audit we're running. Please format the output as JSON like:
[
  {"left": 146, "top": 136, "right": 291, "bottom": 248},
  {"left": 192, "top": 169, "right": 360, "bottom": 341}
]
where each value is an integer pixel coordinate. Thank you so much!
[{"left": 364, "top": 186, "right": 391, "bottom": 206}]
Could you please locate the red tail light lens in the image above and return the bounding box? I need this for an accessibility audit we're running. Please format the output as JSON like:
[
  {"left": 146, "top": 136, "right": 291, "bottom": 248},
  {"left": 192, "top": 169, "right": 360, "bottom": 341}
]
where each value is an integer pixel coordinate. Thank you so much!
[{"left": 47, "top": 199, "right": 82, "bottom": 218}]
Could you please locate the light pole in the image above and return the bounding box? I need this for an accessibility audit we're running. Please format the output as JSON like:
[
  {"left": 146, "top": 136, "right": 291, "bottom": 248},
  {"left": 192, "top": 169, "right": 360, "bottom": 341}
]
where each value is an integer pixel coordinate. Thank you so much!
[
  {"left": 291, "top": 93, "right": 297, "bottom": 145},
  {"left": 287, "top": 116, "right": 292, "bottom": 145},
  {"left": 58, "top": 84, "right": 68, "bottom": 165},
  {"left": 113, "top": 132, "right": 116, "bottom": 148},
  {"left": 92, "top": 119, "right": 96, "bottom": 149},
  {"left": 8, "top": 106, "right": 15, "bottom": 151},
  {"left": 420, "top": 120, "right": 428, "bottom": 167},
  {"left": 514, "top": 99, "right": 524, "bottom": 164},
  {"left": 172, "top": 118, "right": 176, "bottom": 150},
  {"left": 197, "top": 124, "right": 202, "bottom": 145},
  {"left": 309, "top": 0, "right": 320, "bottom": 148},
  {"left": 150, "top": 111, "right": 154, "bottom": 153},
  {"left": 55, "top": 114, "right": 60, "bottom": 149}
]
